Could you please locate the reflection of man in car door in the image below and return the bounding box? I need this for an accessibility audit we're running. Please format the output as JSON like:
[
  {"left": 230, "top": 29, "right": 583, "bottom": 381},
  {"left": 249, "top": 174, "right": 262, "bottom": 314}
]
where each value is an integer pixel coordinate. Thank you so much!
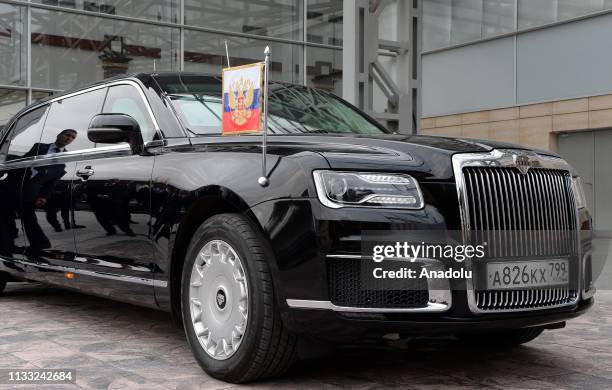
[
  {"left": 21, "top": 129, "right": 76, "bottom": 250},
  {"left": 0, "top": 172, "right": 21, "bottom": 257}
]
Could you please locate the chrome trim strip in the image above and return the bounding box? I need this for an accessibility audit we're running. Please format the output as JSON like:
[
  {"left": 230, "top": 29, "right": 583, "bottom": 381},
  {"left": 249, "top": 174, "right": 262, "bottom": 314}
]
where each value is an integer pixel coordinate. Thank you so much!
[
  {"left": 77, "top": 269, "right": 168, "bottom": 288},
  {"left": 31, "top": 144, "right": 132, "bottom": 167},
  {"left": 30, "top": 145, "right": 132, "bottom": 168},
  {"left": 0, "top": 159, "right": 31, "bottom": 170},
  {"left": 474, "top": 288, "right": 577, "bottom": 312},
  {"left": 286, "top": 299, "right": 450, "bottom": 313},
  {"left": 325, "top": 254, "right": 364, "bottom": 259},
  {"left": 43, "top": 79, "right": 161, "bottom": 132},
  {"left": 2, "top": 258, "right": 168, "bottom": 288},
  {"left": 0, "top": 144, "right": 132, "bottom": 170},
  {"left": 452, "top": 149, "right": 581, "bottom": 314}
]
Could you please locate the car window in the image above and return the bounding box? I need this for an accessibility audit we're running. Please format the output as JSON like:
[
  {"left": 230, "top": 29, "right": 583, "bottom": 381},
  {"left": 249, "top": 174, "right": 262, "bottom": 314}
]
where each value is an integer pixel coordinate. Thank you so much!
[
  {"left": 103, "top": 85, "right": 155, "bottom": 142},
  {"left": 40, "top": 88, "right": 107, "bottom": 154},
  {"left": 165, "top": 80, "right": 388, "bottom": 136},
  {"left": 0, "top": 105, "right": 48, "bottom": 163},
  {"left": 170, "top": 96, "right": 221, "bottom": 135}
]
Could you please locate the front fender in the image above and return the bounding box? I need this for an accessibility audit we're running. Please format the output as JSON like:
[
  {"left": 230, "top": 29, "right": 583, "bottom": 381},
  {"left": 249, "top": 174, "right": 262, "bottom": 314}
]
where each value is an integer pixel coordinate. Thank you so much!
[{"left": 150, "top": 147, "right": 329, "bottom": 313}]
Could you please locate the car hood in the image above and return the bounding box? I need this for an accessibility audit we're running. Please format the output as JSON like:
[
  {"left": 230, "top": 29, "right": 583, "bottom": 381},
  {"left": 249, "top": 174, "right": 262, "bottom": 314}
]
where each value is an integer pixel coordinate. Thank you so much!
[
  {"left": 281, "top": 134, "right": 558, "bottom": 181},
  {"left": 189, "top": 134, "right": 560, "bottom": 181}
]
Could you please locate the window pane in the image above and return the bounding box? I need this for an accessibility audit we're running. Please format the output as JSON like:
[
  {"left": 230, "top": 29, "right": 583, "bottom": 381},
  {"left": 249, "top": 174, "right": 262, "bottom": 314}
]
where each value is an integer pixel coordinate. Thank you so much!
[
  {"left": 31, "top": 9, "right": 180, "bottom": 90},
  {"left": 451, "top": 0, "right": 484, "bottom": 45},
  {"left": 518, "top": 0, "right": 557, "bottom": 29},
  {"left": 184, "top": 30, "right": 303, "bottom": 84},
  {"left": 159, "top": 76, "right": 223, "bottom": 135},
  {"left": 424, "top": 0, "right": 452, "bottom": 51},
  {"left": 185, "top": 0, "right": 302, "bottom": 41},
  {"left": 557, "top": 0, "right": 603, "bottom": 21},
  {"left": 171, "top": 96, "right": 222, "bottom": 135},
  {"left": 307, "top": 0, "right": 343, "bottom": 46},
  {"left": 306, "top": 47, "right": 342, "bottom": 96},
  {"left": 32, "top": 0, "right": 179, "bottom": 23},
  {"left": 0, "top": 4, "right": 26, "bottom": 86},
  {"left": 165, "top": 81, "right": 385, "bottom": 135},
  {"left": 483, "top": 0, "right": 515, "bottom": 37},
  {"left": 266, "top": 86, "right": 384, "bottom": 135},
  {"left": 40, "top": 88, "right": 107, "bottom": 152},
  {"left": 103, "top": 85, "right": 155, "bottom": 141},
  {"left": 32, "top": 91, "right": 54, "bottom": 103},
  {"left": 4, "top": 105, "right": 47, "bottom": 162},
  {"left": 0, "top": 89, "right": 26, "bottom": 127}
]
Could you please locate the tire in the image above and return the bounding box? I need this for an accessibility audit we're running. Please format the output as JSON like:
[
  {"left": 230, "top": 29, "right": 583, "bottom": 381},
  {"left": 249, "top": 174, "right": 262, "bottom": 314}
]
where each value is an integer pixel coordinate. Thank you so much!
[
  {"left": 181, "top": 214, "right": 297, "bottom": 383},
  {"left": 0, "top": 273, "right": 7, "bottom": 296},
  {"left": 456, "top": 327, "right": 544, "bottom": 348}
]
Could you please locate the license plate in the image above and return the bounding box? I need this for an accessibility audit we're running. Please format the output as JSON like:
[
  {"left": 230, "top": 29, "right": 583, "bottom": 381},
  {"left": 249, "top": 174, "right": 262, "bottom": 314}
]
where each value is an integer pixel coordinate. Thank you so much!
[{"left": 486, "top": 259, "right": 569, "bottom": 290}]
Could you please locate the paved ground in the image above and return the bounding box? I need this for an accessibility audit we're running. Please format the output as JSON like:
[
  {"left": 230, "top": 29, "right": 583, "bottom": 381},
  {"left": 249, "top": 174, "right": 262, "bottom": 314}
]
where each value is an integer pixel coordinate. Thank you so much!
[{"left": 0, "top": 284, "right": 611, "bottom": 390}]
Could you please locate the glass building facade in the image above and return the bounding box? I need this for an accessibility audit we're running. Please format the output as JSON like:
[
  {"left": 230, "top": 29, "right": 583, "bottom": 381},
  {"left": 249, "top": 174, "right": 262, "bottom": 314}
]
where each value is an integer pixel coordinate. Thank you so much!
[
  {"left": 422, "top": 0, "right": 612, "bottom": 117},
  {"left": 0, "top": 0, "right": 343, "bottom": 126},
  {"left": 423, "top": 0, "right": 612, "bottom": 51}
]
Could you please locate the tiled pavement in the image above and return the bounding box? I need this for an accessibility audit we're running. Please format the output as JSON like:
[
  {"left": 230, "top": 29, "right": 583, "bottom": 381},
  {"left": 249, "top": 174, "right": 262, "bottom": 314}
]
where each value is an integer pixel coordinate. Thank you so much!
[{"left": 1, "top": 284, "right": 611, "bottom": 390}]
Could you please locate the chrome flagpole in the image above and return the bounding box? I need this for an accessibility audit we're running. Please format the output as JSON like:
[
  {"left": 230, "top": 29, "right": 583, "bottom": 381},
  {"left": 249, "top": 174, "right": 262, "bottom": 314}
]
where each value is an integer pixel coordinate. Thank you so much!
[
  {"left": 224, "top": 40, "right": 231, "bottom": 67},
  {"left": 258, "top": 46, "right": 271, "bottom": 187}
]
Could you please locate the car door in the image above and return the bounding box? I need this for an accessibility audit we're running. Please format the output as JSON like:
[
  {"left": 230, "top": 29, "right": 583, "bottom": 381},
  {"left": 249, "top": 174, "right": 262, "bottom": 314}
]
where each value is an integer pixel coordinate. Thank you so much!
[
  {"left": 0, "top": 105, "right": 49, "bottom": 269},
  {"left": 71, "top": 83, "right": 157, "bottom": 306},
  {"left": 23, "top": 89, "right": 107, "bottom": 286}
]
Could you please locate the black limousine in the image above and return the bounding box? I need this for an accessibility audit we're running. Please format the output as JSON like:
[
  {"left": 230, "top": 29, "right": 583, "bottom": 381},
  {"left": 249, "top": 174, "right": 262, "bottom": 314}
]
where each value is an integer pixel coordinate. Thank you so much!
[{"left": 0, "top": 73, "right": 594, "bottom": 383}]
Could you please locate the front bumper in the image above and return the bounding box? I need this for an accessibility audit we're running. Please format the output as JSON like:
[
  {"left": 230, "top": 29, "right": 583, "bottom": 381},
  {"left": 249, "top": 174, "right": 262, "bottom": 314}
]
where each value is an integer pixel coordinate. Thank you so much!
[
  {"left": 250, "top": 194, "right": 594, "bottom": 338},
  {"left": 284, "top": 297, "right": 593, "bottom": 342}
]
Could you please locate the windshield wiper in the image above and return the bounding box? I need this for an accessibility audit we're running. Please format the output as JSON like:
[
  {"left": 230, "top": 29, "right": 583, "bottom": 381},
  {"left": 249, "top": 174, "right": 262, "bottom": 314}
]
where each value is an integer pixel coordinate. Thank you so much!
[
  {"left": 162, "top": 92, "right": 200, "bottom": 136},
  {"left": 299, "top": 129, "right": 332, "bottom": 134}
]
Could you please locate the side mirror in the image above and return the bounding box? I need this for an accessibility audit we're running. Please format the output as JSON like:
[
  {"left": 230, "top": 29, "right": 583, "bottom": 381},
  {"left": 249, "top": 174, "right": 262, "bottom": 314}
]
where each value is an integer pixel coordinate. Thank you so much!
[{"left": 88, "top": 113, "right": 144, "bottom": 154}]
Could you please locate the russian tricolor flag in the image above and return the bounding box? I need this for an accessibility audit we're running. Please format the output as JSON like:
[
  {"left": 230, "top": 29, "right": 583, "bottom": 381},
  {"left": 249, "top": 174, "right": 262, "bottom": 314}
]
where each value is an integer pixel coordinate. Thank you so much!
[{"left": 222, "top": 63, "right": 264, "bottom": 135}]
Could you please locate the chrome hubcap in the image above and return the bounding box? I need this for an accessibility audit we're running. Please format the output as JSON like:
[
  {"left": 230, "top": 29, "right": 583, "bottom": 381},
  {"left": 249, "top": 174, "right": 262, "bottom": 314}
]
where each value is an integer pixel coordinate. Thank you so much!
[{"left": 189, "top": 240, "right": 248, "bottom": 360}]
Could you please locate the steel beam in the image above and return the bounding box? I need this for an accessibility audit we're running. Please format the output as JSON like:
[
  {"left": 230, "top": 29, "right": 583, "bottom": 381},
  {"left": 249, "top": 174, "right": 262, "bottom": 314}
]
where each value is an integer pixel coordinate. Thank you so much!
[{"left": 343, "top": 0, "right": 422, "bottom": 134}]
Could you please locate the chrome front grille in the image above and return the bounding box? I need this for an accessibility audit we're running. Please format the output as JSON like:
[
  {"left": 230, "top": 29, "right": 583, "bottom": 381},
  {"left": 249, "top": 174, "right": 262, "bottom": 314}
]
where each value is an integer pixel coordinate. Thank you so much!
[
  {"left": 463, "top": 167, "right": 577, "bottom": 258},
  {"left": 453, "top": 150, "right": 581, "bottom": 313},
  {"left": 475, "top": 288, "right": 578, "bottom": 311}
]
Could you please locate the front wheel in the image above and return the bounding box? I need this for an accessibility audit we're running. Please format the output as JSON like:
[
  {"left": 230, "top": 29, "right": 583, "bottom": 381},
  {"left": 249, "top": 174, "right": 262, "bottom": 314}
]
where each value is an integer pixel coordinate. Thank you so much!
[
  {"left": 456, "top": 327, "right": 544, "bottom": 347},
  {"left": 181, "top": 214, "right": 297, "bottom": 383},
  {"left": 0, "top": 273, "right": 6, "bottom": 295}
]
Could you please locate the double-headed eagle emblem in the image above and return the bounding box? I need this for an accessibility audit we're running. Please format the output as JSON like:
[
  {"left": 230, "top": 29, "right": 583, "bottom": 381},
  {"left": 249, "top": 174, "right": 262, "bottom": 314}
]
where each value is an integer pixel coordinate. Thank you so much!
[
  {"left": 228, "top": 76, "right": 255, "bottom": 126},
  {"left": 222, "top": 62, "right": 263, "bottom": 134}
]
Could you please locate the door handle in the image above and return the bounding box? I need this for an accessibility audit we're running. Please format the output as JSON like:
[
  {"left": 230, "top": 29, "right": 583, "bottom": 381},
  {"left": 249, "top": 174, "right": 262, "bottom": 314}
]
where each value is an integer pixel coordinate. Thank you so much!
[
  {"left": 0, "top": 173, "right": 7, "bottom": 181},
  {"left": 76, "top": 166, "right": 95, "bottom": 180}
]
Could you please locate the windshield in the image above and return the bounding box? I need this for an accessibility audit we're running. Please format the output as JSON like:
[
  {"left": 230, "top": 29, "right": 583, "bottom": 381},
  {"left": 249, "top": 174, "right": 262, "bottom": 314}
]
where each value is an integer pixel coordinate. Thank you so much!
[{"left": 161, "top": 77, "right": 388, "bottom": 136}]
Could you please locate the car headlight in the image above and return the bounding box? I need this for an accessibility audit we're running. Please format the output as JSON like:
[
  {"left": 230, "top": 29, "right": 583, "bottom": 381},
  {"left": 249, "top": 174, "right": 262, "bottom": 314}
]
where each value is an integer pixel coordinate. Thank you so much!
[
  {"left": 313, "top": 171, "right": 424, "bottom": 209},
  {"left": 572, "top": 176, "right": 587, "bottom": 209}
]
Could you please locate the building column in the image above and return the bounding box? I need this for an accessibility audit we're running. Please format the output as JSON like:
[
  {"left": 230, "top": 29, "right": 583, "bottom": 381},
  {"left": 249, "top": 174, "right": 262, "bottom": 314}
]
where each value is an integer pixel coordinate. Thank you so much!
[{"left": 342, "top": 0, "right": 422, "bottom": 134}]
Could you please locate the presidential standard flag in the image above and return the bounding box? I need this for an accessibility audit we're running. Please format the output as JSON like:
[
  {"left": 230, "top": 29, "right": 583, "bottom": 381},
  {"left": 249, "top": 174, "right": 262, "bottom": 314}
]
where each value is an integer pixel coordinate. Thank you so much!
[{"left": 222, "top": 63, "right": 264, "bottom": 134}]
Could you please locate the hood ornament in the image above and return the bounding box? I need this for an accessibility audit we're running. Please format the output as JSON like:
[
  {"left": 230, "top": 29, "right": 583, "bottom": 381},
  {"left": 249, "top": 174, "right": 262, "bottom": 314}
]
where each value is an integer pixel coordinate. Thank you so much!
[{"left": 513, "top": 154, "right": 535, "bottom": 174}]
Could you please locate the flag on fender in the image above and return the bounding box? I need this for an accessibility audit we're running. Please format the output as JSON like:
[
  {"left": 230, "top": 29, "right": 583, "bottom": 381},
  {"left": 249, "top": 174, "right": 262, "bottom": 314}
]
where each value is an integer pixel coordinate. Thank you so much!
[{"left": 222, "top": 63, "right": 264, "bottom": 135}]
